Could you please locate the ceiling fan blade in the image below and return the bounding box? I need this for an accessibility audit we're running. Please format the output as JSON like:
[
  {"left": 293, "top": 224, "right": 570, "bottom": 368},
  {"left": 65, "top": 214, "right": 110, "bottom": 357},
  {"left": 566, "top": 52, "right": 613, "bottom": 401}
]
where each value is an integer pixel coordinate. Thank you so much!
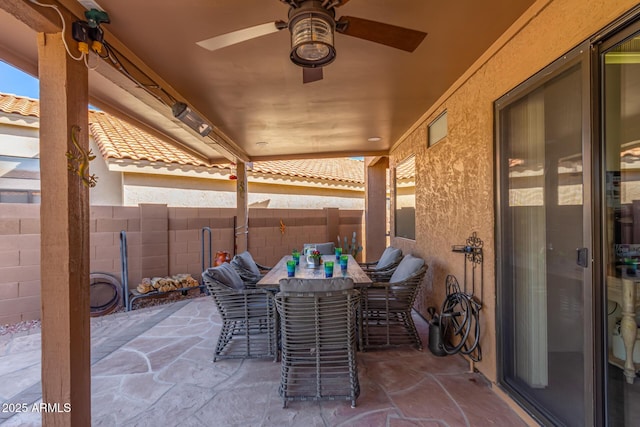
[
  {"left": 303, "top": 67, "right": 323, "bottom": 84},
  {"left": 336, "top": 16, "right": 427, "bottom": 52},
  {"left": 196, "top": 21, "right": 286, "bottom": 52}
]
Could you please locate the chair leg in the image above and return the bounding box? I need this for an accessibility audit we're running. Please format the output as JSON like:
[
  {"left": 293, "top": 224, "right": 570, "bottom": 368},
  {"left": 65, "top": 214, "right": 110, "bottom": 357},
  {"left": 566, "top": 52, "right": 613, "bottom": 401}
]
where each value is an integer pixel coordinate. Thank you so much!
[
  {"left": 403, "top": 310, "right": 422, "bottom": 350},
  {"left": 213, "top": 320, "right": 233, "bottom": 361},
  {"left": 273, "top": 311, "right": 280, "bottom": 362}
]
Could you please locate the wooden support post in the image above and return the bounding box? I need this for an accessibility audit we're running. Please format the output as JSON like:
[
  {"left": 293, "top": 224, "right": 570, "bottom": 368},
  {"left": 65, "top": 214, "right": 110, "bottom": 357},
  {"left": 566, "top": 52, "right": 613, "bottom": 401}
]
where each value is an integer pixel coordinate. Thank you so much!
[
  {"left": 365, "top": 157, "right": 389, "bottom": 262},
  {"left": 38, "top": 32, "right": 91, "bottom": 426},
  {"left": 236, "top": 160, "right": 248, "bottom": 254},
  {"left": 325, "top": 208, "right": 340, "bottom": 247}
]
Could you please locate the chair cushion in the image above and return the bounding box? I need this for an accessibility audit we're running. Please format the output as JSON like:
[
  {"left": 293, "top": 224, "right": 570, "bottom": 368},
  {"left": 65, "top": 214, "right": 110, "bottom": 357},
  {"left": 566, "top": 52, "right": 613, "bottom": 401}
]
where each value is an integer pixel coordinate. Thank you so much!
[
  {"left": 231, "top": 251, "right": 262, "bottom": 282},
  {"left": 389, "top": 254, "right": 425, "bottom": 283},
  {"left": 279, "top": 277, "right": 354, "bottom": 292},
  {"left": 376, "top": 247, "right": 403, "bottom": 270},
  {"left": 206, "top": 263, "right": 246, "bottom": 290},
  {"left": 304, "top": 242, "right": 335, "bottom": 255}
]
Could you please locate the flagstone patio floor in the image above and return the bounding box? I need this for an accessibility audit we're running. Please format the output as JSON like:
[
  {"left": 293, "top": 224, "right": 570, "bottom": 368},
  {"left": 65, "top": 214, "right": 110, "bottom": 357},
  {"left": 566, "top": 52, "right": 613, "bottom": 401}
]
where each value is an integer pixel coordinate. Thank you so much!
[{"left": 0, "top": 297, "right": 530, "bottom": 426}]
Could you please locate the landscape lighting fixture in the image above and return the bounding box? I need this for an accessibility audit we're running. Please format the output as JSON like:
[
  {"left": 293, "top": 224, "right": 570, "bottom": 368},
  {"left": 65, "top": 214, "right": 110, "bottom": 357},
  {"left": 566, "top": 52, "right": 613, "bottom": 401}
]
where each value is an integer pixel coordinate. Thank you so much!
[
  {"left": 288, "top": 1, "right": 336, "bottom": 68},
  {"left": 172, "top": 102, "right": 212, "bottom": 137}
]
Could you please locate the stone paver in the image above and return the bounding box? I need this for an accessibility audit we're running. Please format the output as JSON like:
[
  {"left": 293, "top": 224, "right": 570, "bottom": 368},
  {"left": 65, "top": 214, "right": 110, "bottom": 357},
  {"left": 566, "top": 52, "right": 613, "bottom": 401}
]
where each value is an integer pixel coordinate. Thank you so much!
[{"left": 0, "top": 298, "right": 527, "bottom": 426}]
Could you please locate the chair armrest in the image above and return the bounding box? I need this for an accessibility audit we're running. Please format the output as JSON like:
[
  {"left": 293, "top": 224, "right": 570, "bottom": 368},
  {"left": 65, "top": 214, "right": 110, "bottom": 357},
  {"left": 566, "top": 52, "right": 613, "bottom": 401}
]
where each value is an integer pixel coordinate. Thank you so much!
[
  {"left": 368, "top": 281, "right": 395, "bottom": 289},
  {"left": 203, "top": 276, "right": 272, "bottom": 296},
  {"left": 255, "top": 263, "right": 272, "bottom": 272},
  {"left": 232, "top": 264, "right": 266, "bottom": 285},
  {"left": 363, "top": 258, "right": 402, "bottom": 280},
  {"left": 241, "top": 287, "right": 273, "bottom": 296},
  {"left": 367, "top": 270, "right": 394, "bottom": 283},
  {"left": 368, "top": 265, "right": 428, "bottom": 289},
  {"left": 216, "top": 287, "right": 274, "bottom": 298},
  {"left": 358, "top": 261, "right": 379, "bottom": 270}
]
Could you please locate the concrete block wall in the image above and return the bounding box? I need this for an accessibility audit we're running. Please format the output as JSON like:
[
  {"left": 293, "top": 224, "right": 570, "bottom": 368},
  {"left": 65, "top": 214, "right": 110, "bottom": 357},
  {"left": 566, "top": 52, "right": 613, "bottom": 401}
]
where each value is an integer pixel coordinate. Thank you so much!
[
  {"left": 337, "top": 209, "right": 366, "bottom": 262},
  {"left": 90, "top": 205, "right": 140, "bottom": 289},
  {"left": 0, "top": 203, "right": 363, "bottom": 323},
  {"left": 140, "top": 204, "right": 168, "bottom": 280},
  {"left": 0, "top": 204, "right": 41, "bottom": 325},
  {"left": 247, "top": 208, "right": 364, "bottom": 266},
  {"left": 248, "top": 208, "right": 328, "bottom": 266},
  {"left": 168, "top": 207, "right": 235, "bottom": 282}
]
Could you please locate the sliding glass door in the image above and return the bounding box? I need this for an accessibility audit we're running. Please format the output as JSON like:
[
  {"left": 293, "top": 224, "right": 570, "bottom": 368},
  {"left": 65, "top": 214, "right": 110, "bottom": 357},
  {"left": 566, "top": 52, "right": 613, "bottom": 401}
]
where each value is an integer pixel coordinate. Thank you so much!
[
  {"left": 495, "top": 13, "right": 640, "bottom": 426},
  {"left": 496, "top": 46, "right": 592, "bottom": 426},
  {"left": 601, "top": 24, "right": 640, "bottom": 427}
]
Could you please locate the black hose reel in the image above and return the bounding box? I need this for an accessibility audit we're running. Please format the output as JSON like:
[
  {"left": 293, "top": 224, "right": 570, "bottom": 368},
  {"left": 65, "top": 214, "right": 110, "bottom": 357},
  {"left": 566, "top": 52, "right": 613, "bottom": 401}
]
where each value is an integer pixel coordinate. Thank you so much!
[{"left": 428, "top": 232, "right": 483, "bottom": 362}]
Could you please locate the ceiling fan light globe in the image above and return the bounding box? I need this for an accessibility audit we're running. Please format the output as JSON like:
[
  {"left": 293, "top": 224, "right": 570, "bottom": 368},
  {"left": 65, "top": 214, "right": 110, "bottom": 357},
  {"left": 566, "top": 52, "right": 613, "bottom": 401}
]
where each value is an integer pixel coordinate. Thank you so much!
[
  {"left": 297, "top": 43, "right": 330, "bottom": 61},
  {"left": 289, "top": 13, "right": 335, "bottom": 67}
]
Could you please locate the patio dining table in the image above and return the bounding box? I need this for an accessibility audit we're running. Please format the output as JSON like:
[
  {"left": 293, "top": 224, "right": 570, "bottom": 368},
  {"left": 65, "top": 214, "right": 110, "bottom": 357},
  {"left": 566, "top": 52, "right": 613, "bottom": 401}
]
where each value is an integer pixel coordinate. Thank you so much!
[
  {"left": 257, "top": 254, "right": 371, "bottom": 352},
  {"left": 256, "top": 254, "right": 372, "bottom": 289}
]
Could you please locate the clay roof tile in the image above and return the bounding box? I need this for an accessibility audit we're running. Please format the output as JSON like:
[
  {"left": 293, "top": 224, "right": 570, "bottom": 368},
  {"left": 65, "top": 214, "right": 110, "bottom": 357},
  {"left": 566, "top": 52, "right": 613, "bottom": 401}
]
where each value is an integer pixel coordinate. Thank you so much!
[{"left": 1, "top": 93, "right": 365, "bottom": 184}]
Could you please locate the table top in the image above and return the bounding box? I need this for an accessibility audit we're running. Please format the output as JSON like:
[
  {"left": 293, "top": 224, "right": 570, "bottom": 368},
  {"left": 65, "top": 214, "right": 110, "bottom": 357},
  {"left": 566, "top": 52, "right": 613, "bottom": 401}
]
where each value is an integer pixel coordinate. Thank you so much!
[{"left": 257, "top": 254, "right": 372, "bottom": 288}]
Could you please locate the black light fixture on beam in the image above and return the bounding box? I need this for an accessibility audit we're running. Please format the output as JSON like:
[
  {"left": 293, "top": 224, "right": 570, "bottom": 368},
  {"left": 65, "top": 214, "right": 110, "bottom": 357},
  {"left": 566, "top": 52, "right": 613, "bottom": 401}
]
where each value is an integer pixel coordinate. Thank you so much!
[{"left": 172, "top": 102, "right": 212, "bottom": 137}]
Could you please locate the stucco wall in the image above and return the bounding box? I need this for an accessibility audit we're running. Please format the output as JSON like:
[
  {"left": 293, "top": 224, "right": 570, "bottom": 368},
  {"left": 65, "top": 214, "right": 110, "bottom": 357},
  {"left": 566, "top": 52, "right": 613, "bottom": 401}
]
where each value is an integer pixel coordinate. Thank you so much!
[
  {"left": 123, "top": 173, "right": 237, "bottom": 207},
  {"left": 248, "top": 181, "right": 364, "bottom": 210},
  {"left": 89, "top": 138, "right": 123, "bottom": 206},
  {"left": 122, "top": 170, "right": 364, "bottom": 209},
  {"left": 390, "top": 0, "right": 640, "bottom": 383},
  {"left": 0, "top": 118, "right": 40, "bottom": 197}
]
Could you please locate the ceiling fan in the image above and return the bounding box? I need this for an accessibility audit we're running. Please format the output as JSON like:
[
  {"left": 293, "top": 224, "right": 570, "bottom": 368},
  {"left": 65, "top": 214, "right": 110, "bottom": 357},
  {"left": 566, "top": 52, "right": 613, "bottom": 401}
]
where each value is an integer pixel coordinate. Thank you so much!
[{"left": 196, "top": 0, "right": 427, "bottom": 84}]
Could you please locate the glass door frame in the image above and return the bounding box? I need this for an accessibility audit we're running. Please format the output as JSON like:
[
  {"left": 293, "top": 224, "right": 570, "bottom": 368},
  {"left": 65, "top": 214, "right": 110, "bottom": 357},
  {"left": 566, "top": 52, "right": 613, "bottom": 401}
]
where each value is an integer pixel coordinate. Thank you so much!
[
  {"left": 494, "top": 40, "right": 595, "bottom": 426},
  {"left": 595, "top": 13, "right": 640, "bottom": 426}
]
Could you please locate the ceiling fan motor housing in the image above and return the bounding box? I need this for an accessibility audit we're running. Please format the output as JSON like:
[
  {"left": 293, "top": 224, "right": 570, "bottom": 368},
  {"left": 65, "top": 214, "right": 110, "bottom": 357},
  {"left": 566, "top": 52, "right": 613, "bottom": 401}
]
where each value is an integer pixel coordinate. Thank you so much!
[{"left": 288, "top": 0, "right": 336, "bottom": 68}]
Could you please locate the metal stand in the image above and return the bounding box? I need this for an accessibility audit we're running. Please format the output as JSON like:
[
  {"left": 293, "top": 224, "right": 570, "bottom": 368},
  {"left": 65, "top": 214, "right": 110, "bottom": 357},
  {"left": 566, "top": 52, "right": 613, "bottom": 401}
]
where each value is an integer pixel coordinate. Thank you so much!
[
  {"left": 119, "top": 230, "right": 130, "bottom": 311},
  {"left": 451, "top": 231, "right": 484, "bottom": 306},
  {"left": 120, "top": 229, "right": 209, "bottom": 311},
  {"left": 440, "top": 232, "right": 484, "bottom": 362},
  {"left": 201, "top": 226, "right": 213, "bottom": 273}
]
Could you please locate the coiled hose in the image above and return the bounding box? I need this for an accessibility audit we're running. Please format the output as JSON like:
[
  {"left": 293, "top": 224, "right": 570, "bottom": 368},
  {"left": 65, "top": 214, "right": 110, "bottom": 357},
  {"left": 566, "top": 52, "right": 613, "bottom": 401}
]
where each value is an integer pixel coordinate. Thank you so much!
[{"left": 440, "top": 275, "right": 482, "bottom": 362}]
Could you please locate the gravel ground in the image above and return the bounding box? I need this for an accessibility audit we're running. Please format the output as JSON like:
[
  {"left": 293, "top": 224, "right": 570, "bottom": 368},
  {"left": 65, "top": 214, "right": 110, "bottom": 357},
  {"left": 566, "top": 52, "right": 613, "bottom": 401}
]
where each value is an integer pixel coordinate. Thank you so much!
[
  {"left": 0, "top": 290, "right": 208, "bottom": 337},
  {"left": 0, "top": 319, "right": 41, "bottom": 336}
]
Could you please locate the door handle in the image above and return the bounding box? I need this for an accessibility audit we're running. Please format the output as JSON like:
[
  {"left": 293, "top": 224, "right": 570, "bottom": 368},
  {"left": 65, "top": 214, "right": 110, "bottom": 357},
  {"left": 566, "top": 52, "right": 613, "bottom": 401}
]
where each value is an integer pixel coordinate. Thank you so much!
[{"left": 576, "top": 247, "right": 589, "bottom": 268}]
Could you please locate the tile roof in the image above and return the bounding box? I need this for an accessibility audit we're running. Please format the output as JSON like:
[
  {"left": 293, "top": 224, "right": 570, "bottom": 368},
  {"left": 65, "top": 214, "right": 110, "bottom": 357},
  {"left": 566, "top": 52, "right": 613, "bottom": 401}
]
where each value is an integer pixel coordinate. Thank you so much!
[
  {"left": 395, "top": 155, "right": 415, "bottom": 180},
  {"left": 88, "top": 111, "right": 212, "bottom": 167},
  {"left": 251, "top": 159, "right": 363, "bottom": 184},
  {"left": 0, "top": 93, "right": 39, "bottom": 117},
  {"left": 0, "top": 93, "right": 364, "bottom": 184}
]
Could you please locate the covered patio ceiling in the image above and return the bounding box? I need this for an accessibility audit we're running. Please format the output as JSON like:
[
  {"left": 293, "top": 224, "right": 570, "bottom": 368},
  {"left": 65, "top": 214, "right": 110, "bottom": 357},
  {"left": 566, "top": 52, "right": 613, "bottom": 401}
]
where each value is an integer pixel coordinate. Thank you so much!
[{"left": 0, "top": 0, "right": 535, "bottom": 163}]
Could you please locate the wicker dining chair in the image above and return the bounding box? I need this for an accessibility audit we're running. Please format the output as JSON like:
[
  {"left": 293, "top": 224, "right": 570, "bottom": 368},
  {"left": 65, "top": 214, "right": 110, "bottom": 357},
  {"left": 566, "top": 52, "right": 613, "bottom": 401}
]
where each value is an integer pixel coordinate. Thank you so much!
[
  {"left": 202, "top": 263, "right": 277, "bottom": 362},
  {"left": 230, "top": 251, "right": 272, "bottom": 284},
  {"left": 360, "top": 254, "right": 428, "bottom": 350},
  {"left": 359, "top": 246, "right": 403, "bottom": 282},
  {"left": 275, "top": 277, "right": 360, "bottom": 408}
]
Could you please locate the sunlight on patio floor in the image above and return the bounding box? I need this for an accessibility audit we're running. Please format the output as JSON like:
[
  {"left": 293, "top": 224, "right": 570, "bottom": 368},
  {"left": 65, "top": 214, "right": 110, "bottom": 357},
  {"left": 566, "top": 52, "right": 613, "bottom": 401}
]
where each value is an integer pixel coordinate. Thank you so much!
[{"left": 0, "top": 298, "right": 526, "bottom": 426}]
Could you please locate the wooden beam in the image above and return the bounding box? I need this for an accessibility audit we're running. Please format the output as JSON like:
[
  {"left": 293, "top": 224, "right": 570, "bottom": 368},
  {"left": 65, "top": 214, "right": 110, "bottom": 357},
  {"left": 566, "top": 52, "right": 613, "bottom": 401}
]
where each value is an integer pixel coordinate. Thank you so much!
[
  {"left": 1, "top": 0, "right": 61, "bottom": 33},
  {"left": 366, "top": 156, "right": 389, "bottom": 168},
  {"left": 250, "top": 150, "right": 389, "bottom": 162},
  {"left": 236, "top": 160, "right": 248, "bottom": 254},
  {"left": 56, "top": 0, "right": 250, "bottom": 163},
  {"left": 3, "top": 0, "right": 249, "bottom": 163},
  {"left": 364, "top": 156, "right": 388, "bottom": 262},
  {"left": 38, "top": 31, "right": 91, "bottom": 426}
]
